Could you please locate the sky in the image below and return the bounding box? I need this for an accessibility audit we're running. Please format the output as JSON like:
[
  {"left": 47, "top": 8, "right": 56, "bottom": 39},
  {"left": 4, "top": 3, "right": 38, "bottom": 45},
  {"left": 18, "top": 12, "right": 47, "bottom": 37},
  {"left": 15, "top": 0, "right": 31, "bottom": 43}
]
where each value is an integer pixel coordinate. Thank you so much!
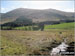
[{"left": 1, "top": 1, "right": 74, "bottom": 13}]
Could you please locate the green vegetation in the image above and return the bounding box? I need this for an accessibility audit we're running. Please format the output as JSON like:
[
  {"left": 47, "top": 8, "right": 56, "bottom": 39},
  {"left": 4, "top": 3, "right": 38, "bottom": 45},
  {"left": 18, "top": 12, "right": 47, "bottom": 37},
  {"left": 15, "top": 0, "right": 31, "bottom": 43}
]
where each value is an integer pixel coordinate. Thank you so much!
[
  {"left": 13, "top": 26, "right": 40, "bottom": 31},
  {"left": 1, "top": 22, "right": 75, "bottom": 31},
  {"left": 14, "top": 22, "right": 75, "bottom": 30},
  {"left": 14, "top": 16, "right": 32, "bottom": 25},
  {"left": 44, "top": 22, "right": 75, "bottom": 30},
  {"left": 1, "top": 26, "right": 12, "bottom": 30},
  {"left": 1, "top": 37, "right": 28, "bottom": 55},
  {"left": 13, "top": 26, "right": 32, "bottom": 30}
]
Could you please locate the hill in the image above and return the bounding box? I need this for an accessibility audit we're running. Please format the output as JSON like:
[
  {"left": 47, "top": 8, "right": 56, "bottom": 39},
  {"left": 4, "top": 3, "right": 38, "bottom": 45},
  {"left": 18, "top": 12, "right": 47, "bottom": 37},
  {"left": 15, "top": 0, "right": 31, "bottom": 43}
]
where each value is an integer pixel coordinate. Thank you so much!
[{"left": 0, "top": 8, "right": 74, "bottom": 24}]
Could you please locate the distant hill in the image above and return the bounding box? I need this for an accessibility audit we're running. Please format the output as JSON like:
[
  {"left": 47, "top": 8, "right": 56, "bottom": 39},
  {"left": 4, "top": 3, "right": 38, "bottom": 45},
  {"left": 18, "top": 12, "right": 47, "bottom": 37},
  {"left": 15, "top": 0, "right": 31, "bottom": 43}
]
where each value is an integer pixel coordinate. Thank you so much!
[
  {"left": 0, "top": 8, "right": 74, "bottom": 24},
  {"left": 0, "top": 13, "right": 4, "bottom": 17}
]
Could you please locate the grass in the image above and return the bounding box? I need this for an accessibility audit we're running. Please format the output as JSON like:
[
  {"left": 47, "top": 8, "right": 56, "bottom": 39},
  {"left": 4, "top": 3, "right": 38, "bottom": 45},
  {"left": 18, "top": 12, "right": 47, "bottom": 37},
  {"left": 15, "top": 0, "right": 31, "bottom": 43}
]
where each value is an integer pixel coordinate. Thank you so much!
[
  {"left": 13, "top": 26, "right": 33, "bottom": 30},
  {"left": 0, "top": 30, "right": 74, "bottom": 55},
  {"left": 0, "top": 36, "right": 29, "bottom": 55},
  {"left": 14, "top": 22, "right": 75, "bottom": 31},
  {"left": 44, "top": 22, "right": 75, "bottom": 30},
  {"left": 1, "top": 22, "right": 75, "bottom": 31}
]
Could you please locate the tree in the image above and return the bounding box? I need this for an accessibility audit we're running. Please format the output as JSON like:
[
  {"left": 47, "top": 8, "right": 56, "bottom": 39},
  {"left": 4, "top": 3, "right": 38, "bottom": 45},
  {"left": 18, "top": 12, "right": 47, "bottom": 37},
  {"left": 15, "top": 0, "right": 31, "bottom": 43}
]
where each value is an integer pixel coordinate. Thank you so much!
[{"left": 38, "top": 23, "right": 44, "bottom": 31}]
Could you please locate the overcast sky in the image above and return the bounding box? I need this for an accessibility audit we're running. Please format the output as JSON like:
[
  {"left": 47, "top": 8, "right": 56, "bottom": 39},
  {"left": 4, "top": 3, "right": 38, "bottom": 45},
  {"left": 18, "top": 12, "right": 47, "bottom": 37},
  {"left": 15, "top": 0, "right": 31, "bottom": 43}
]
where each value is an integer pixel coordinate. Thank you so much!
[{"left": 1, "top": 1, "right": 74, "bottom": 13}]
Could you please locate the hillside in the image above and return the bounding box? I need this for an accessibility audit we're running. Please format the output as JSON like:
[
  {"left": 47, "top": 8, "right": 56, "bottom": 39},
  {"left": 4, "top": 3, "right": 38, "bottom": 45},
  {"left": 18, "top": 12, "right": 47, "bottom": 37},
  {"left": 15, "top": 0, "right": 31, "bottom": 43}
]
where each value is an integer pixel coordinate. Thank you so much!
[
  {"left": 1, "top": 8, "right": 74, "bottom": 24},
  {"left": 0, "top": 13, "right": 4, "bottom": 16},
  {"left": 44, "top": 22, "right": 75, "bottom": 30}
]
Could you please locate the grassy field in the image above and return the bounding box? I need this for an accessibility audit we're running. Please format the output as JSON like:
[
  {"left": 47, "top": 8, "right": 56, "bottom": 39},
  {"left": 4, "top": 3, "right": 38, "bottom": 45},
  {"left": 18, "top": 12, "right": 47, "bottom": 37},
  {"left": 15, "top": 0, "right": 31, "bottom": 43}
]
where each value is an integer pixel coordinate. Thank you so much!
[
  {"left": 13, "top": 26, "right": 33, "bottom": 30},
  {"left": 1, "top": 22, "right": 75, "bottom": 31},
  {"left": 14, "top": 22, "right": 75, "bottom": 30},
  {"left": 44, "top": 22, "right": 75, "bottom": 30},
  {"left": 0, "top": 30, "right": 74, "bottom": 56}
]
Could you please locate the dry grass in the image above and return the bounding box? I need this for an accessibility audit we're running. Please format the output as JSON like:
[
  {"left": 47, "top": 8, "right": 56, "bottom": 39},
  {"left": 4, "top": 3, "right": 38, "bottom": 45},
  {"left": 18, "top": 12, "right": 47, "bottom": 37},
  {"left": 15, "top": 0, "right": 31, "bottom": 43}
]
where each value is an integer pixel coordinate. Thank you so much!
[{"left": 0, "top": 30, "right": 74, "bottom": 55}]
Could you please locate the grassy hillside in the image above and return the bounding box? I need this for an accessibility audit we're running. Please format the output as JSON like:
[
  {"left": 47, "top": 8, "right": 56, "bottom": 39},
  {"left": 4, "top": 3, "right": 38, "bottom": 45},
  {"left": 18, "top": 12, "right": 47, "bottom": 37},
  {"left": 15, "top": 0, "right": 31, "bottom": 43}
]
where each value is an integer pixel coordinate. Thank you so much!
[
  {"left": 1, "top": 8, "right": 74, "bottom": 24},
  {"left": 44, "top": 22, "right": 75, "bottom": 30}
]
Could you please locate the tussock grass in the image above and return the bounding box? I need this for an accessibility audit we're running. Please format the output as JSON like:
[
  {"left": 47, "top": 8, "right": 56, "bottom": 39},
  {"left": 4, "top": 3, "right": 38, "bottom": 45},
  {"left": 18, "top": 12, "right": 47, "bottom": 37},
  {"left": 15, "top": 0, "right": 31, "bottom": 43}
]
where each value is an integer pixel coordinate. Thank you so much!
[{"left": 0, "top": 30, "right": 74, "bottom": 55}]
